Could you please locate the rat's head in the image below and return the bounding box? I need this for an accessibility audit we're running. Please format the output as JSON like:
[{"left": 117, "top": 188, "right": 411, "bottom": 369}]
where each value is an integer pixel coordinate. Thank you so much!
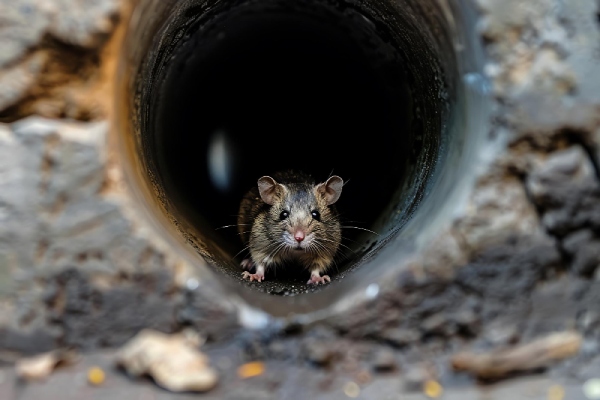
[{"left": 258, "top": 175, "right": 343, "bottom": 253}]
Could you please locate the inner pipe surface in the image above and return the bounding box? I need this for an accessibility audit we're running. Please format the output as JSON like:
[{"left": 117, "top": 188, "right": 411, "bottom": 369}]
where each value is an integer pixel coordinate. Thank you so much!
[
  {"left": 156, "top": 0, "right": 417, "bottom": 288},
  {"left": 115, "top": 0, "right": 489, "bottom": 315}
]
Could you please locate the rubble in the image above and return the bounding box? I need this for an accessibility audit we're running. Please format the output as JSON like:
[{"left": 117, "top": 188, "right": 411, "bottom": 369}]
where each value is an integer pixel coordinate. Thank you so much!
[
  {"left": 451, "top": 331, "right": 582, "bottom": 379},
  {"left": 116, "top": 329, "right": 218, "bottom": 392},
  {"left": 15, "top": 350, "right": 77, "bottom": 381}
]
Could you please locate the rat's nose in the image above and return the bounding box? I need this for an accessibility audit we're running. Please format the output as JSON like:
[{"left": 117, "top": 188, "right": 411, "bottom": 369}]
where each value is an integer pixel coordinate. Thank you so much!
[{"left": 294, "top": 230, "right": 305, "bottom": 243}]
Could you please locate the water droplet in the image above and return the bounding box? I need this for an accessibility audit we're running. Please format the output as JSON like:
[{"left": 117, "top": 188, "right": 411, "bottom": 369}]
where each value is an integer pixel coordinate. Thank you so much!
[
  {"left": 463, "top": 72, "right": 491, "bottom": 95},
  {"left": 365, "top": 283, "right": 379, "bottom": 299},
  {"left": 186, "top": 278, "right": 199, "bottom": 291}
]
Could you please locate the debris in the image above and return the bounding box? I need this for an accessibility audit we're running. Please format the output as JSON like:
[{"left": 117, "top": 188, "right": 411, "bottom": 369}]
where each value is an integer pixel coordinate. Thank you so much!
[
  {"left": 87, "top": 366, "right": 105, "bottom": 386},
  {"left": 483, "top": 323, "right": 520, "bottom": 346},
  {"left": 548, "top": 384, "right": 565, "bottom": 400},
  {"left": 451, "top": 331, "right": 582, "bottom": 379},
  {"left": 304, "top": 340, "right": 338, "bottom": 366},
  {"left": 343, "top": 381, "right": 360, "bottom": 398},
  {"left": 423, "top": 380, "right": 443, "bottom": 399},
  {"left": 16, "top": 352, "right": 57, "bottom": 381},
  {"left": 355, "top": 370, "right": 371, "bottom": 384},
  {"left": 237, "top": 362, "right": 265, "bottom": 379},
  {"left": 371, "top": 348, "right": 397, "bottom": 372},
  {"left": 267, "top": 341, "right": 287, "bottom": 358},
  {"left": 404, "top": 365, "right": 432, "bottom": 392},
  {"left": 15, "top": 350, "right": 78, "bottom": 381},
  {"left": 454, "top": 309, "right": 480, "bottom": 335},
  {"left": 380, "top": 328, "right": 421, "bottom": 347},
  {"left": 116, "top": 329, "right": 217, "bottom": 392},
  {"left": 422, "top": 313, "right": 449, "bottom": 335},
  {"left": 583, "top": 378, "right": 600, "bottom": 399}
]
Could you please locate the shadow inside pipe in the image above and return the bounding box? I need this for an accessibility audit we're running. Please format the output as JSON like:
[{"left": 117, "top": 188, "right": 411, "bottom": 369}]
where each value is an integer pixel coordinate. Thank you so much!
[
  {"left": 153, "top": 0, "right": 419, "bottom": 293},
  {"left": 115, "top": 0, "right": 489, "bottom": 314}
]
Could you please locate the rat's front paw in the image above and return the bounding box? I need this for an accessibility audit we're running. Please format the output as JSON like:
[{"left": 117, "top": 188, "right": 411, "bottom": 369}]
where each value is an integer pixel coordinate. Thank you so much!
[
  {"left": 240, "top": 258, "right": 255, "bottom": 270},
  {"left": 242, "top": 271, "right": 264, "bottom": 282},
  {"left": 307, "top": 274, "right": 331, "bottom": 285}
]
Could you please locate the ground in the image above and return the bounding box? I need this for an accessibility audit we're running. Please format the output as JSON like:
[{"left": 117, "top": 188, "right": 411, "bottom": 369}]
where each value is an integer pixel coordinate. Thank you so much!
[{"left": 1, "top": 0, "right": 600, "bottom": 399}]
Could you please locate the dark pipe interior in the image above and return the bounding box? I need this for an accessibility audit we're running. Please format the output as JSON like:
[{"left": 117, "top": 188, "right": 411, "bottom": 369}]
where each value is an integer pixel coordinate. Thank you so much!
[
  {"left": 133, "top": 0, "right": 449, "bottom": 296},
  {"left": 156, "top": 1, "right": 414, "bottom": 270}
]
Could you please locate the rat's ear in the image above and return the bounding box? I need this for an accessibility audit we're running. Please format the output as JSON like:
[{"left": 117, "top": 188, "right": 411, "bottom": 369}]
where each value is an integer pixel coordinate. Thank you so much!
[
  {"left": 316, "top": 175, "right": 343, "bottom": 205},
  {"left": 257, "top": 176, "right": 280, "bottom": 205}
]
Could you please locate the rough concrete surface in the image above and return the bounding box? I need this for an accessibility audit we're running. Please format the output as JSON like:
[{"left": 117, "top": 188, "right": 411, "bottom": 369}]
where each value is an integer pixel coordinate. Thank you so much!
[
  {"left": 0, "top": 0, "right": 125, "bottom": 121},
  {"left": 1, "top": 0, "right": 600, "bottom": 398}
]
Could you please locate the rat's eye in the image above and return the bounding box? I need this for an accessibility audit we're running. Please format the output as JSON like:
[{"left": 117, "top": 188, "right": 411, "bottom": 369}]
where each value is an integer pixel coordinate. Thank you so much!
[
  {"left": 311, "top": 210, "right": 321, "bottom": 221},
  {"left": 280, "top": 210, "right": 289, "bottom": 220}
]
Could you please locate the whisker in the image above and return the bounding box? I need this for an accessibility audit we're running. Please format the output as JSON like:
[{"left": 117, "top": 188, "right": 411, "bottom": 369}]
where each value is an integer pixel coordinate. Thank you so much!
[
  {"left": 316, "top": 236, "right": 355, "bottom": 253},
  {"left": 216, "top": 223, "right": 250, "bottom": 231},
  {"left": 341, "top": 226, "right": 379, "bottom": 235},
  {"left": 339, "top": 220, "right": 368, "bottom": 224},
  {"left": 313, "top": 240, "right": 340, "bottom": 273},
  {"left": 338, "top": 243, "right": 354, "bottom": 253},
  {"left": 267, "top": 243, "right": 286, "bottom": 261},
  {"left": 233, "top": 245, "right": 250, "bottom": 259},
  {"left": 312, "top": 240, "right": 331, "bottom": 260},
  {"left": 259, "top": 240, "right": 286, "bottom": 264}
]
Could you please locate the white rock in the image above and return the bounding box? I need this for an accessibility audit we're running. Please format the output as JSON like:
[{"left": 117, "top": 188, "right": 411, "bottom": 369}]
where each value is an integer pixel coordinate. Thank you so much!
[{"left": 116, "top": 329, "right": 218, "bottom": 393}]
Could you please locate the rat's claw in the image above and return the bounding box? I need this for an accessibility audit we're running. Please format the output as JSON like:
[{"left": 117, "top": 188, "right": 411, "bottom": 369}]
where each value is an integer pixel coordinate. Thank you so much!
[
  {"left": 240, "top": 259, "right": 255, "bottom": 270},
  {"left": 242, "top": 271, "right": 264, "bottom": 282},
  {"left": 307, "top": 274, "right": 331, "bottom": 285}
]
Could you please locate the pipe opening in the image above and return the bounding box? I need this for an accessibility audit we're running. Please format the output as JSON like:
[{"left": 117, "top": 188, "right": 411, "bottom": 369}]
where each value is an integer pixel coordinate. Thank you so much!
[{"left": 116, "top": 0, "right": 488, "bottom": 314}]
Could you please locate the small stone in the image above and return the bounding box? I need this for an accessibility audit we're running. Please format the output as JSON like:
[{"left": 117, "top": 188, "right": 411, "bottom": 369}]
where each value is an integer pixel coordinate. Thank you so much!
[
  {"left": 371, "top": 349, "right": 397, "bottom": 372},
  {"left": 268, "top": 341, "right": 287, "bottom": 358},
  {"left": 15, "top": 350, "right": 77, "bottom": 381},
  {"left": 305, "top": 341, "right": 337, "bottom": 366},
  {"left": 16, "top": 352, "right": 59, "bottom": 381},
  {"left": 355, "top": 370, "right": 371, "bottom": 384},
  {"left": 454, "top": 310, "right": 480, "bottom": 335},
  {"left": 381, "top": 328, "right": 421, "bottom": 347},
  {"left": 343, "top": 381, "right": 360, "bottom": 398},
  {"left": 116, "top": 329, "right": 218, "bottom": 392},
  {"left": 579, "top": 311, "right": 600, "bottom": 332},
  {"left": 563, "top": 230, "right": 593, "bottom": 255},
  {"left": 451, "top": 331, "right": 582, "bottom": 379},
  {"left": 404, "top": 366, "right": 429, "bottom": 392},
  {"left": 548, "top": 384, "right": 565, "bottom": 400},
  {"left": 484, "top": 323, "right": 519, "bottom": 346},
  {"left": 422, "top": 314, "right": 448, "bottom": 335}
]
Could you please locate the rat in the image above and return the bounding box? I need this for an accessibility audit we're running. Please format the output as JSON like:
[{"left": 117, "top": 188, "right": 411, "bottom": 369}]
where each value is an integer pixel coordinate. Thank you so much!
[{"left": 237, "top": 170, "right": 343, "bottom": 285}]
